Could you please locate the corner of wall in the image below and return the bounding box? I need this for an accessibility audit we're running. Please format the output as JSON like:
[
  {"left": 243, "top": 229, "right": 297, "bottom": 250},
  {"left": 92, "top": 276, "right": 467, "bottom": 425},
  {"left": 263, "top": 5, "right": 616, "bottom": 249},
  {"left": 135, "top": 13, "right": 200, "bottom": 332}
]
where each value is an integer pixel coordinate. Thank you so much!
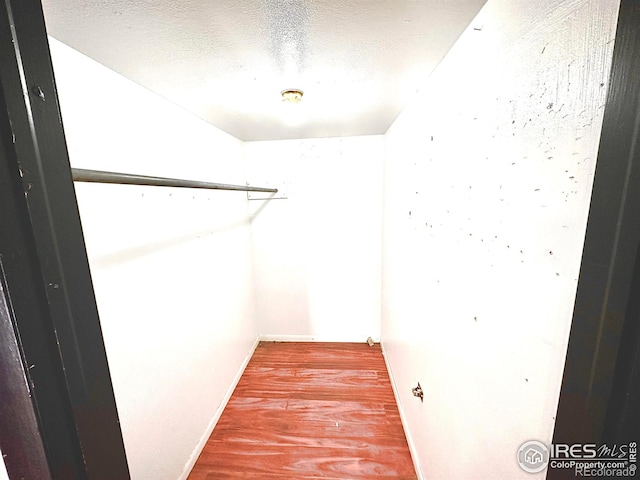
[
  {"left": 179, "top": 334, "right": 261, "bottom": 480},
  {"left": 379, "top": 341, "right": 424, "bottom": 479}
]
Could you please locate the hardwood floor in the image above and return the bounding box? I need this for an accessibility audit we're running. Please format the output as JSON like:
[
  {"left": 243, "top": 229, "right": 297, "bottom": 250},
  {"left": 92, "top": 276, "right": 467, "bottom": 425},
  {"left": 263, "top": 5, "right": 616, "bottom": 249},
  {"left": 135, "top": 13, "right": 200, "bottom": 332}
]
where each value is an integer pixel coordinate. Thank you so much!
[{"left": 188, "top": 342, "right": 417, "bottom": 479}]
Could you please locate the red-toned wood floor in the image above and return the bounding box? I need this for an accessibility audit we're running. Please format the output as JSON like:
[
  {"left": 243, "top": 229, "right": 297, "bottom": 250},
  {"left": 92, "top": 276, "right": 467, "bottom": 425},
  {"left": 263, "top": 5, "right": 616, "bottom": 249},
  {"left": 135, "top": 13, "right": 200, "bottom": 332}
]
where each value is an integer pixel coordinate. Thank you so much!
[{"left": 188, "top": 342, "right": 417, "bottom": 479}]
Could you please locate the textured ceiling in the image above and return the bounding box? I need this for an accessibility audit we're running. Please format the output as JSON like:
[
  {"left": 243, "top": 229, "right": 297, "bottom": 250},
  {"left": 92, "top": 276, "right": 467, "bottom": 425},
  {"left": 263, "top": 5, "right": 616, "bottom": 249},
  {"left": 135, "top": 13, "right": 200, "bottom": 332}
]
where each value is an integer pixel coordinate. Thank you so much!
[{"left": 42, "top": 0, "right": 486, "bottom": 141}]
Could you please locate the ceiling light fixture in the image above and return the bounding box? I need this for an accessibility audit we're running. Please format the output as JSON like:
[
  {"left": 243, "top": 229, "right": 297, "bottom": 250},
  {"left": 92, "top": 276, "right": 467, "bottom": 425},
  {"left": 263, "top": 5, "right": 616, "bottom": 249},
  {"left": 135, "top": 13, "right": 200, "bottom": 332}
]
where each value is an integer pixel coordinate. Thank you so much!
[{"left": 281, "top": 89, "right": 304, "bottom": 103}]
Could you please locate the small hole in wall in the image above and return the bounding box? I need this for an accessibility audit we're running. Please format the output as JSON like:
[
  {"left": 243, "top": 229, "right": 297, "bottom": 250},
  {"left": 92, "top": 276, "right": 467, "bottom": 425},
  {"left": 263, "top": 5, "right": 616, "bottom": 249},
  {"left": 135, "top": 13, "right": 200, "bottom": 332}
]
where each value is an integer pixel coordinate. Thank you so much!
[{"left": 412, "top": 383, "right": 424, "bottom": 402}]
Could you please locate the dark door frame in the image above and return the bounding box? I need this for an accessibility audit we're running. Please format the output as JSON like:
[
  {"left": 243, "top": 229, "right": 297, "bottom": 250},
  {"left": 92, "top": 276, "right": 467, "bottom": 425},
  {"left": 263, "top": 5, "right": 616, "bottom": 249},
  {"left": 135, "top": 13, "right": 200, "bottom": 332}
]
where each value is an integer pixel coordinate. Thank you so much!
[
  {"left": 0, "top": 0, "right": 129, "bottom": 478},
  {"left": 551, "top": 0, "right": 640, "bottom": 451}
]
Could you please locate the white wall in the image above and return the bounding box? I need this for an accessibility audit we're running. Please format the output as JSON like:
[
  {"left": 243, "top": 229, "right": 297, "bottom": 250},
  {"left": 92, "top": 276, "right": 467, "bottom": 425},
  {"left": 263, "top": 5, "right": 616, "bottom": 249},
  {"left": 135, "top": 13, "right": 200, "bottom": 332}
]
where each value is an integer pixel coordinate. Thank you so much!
[
  {"left": 246, "top": 136, "right": 384, "bottom": 341},
  {"left": 381, "top": 1, "right": 619, "bottom": 479},
  {"left": 49, "top": 38, "right": 258, "bottom": 480}
]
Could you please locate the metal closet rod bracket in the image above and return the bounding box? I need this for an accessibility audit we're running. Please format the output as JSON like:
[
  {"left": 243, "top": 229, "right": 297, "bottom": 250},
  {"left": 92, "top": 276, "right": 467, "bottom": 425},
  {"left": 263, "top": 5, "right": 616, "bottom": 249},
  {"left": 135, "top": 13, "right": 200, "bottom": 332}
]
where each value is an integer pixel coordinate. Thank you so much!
[{"left": 71, "top": 168, "right": 278, "bottom": 193}]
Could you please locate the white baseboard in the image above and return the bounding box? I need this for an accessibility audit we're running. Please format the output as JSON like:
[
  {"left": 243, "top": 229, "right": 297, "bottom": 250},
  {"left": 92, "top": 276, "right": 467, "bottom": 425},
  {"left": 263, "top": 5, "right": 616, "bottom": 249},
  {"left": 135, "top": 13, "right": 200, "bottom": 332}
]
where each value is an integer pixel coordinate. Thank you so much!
[
  {"left": 259, "top": 334, "right": 381, "bottom": 343},
  {"left": 178, "top": 334, "right": 261, "bottom": 480},
  {"left": 380, "top": 341, "right": 424, "bottom": 480}
]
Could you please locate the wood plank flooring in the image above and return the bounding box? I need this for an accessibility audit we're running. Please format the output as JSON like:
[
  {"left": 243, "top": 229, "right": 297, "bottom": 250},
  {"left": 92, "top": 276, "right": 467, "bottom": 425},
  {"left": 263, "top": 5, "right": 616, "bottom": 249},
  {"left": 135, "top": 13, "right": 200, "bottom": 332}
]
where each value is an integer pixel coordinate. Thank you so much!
[{"left": 188, "top": 342, "right": 417, "bottom": 479}]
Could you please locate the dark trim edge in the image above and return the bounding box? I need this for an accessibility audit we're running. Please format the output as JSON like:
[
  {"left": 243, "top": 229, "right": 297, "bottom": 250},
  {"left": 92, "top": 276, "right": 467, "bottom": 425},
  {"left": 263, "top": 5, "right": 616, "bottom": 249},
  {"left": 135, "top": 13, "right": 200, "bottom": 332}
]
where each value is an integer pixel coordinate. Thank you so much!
[
  {"left": 551, "top": 0, "right": 640, "bottom": 449},
  {"left": 0, "top": 1, "right": 130, "bottom": 478}
]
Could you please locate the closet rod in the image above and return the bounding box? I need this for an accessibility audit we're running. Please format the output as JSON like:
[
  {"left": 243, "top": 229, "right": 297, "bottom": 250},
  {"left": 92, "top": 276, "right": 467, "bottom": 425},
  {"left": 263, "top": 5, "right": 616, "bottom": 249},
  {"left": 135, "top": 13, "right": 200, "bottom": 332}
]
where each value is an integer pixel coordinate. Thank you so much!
[{"left": 71, "top": 168, "right": 278, "bottom": 193}]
